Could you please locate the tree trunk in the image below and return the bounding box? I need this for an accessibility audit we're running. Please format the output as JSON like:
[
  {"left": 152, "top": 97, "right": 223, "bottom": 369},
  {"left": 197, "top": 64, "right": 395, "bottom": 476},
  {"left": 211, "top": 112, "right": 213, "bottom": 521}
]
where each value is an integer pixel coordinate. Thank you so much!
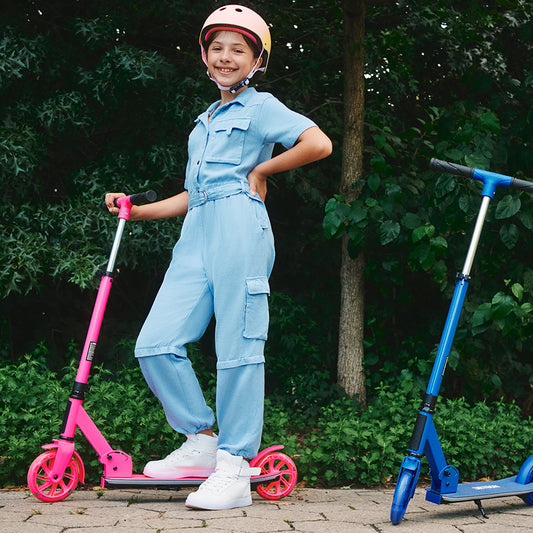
[{"left": 338, "top": 0, "right": 366, "bottom": 405}]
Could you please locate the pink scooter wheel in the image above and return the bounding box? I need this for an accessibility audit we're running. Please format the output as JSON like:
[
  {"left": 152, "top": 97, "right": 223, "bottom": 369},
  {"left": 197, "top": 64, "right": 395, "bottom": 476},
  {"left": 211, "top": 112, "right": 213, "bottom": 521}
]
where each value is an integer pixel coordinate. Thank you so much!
[
  {"left": 255, "top": 452, "right": 297, "bottom": 500},
  {"left": 27, "top": 450, "right": 81, "bottom": 502}
]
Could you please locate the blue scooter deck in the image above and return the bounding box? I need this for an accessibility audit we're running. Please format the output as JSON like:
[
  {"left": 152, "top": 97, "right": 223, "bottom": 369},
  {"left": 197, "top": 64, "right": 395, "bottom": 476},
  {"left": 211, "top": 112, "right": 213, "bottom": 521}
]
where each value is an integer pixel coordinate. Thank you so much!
[
  {"left": 426, "top": 475, "right": 533, "bottom": 503},
  {"left": 102, "top": 472, "right": 280, "bottom": 490}
]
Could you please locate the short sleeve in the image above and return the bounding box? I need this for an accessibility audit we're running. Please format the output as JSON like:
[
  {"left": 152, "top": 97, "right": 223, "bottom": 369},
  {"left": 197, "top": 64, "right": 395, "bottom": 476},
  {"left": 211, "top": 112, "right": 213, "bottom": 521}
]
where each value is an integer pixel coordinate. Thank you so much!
[{"left": 257, "top": 95, "right": 317, "bottom": 149}]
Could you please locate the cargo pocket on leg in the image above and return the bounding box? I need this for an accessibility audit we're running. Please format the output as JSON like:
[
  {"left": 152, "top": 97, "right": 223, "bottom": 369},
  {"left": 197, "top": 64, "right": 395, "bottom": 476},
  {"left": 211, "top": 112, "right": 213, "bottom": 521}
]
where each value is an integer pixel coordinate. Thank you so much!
[{"left": 244, "top": 277, "right": 270, "bottom": 340}]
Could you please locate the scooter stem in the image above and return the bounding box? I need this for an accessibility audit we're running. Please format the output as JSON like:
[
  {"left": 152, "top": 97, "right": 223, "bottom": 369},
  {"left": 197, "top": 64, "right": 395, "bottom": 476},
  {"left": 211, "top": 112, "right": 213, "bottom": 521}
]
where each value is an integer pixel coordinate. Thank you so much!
[
  {"left": 426, "top": 195, "right": 492, "bottom": 397},
  {"left": 74, "top": 200, "right": 132, "bottom": 385},
  {"left": 462, "top": 196, "right": 491, "bottom": 277},
  {"left": 106, "top": 218, "right": 127, "bottom": 274}
]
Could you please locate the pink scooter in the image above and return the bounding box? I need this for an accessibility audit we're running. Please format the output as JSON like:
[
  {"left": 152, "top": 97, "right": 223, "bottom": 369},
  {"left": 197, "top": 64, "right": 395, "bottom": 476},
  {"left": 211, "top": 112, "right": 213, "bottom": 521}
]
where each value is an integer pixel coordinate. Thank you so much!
[{"left": 27, "top": 191, "right": 297, "bottom": 503}]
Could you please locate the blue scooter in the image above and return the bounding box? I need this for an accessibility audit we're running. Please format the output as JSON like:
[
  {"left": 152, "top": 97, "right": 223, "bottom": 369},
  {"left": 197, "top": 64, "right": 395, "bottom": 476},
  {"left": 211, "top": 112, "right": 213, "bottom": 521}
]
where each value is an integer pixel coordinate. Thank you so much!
[{"left": 390, "top": 158, "right": 533, "bottom": 524}]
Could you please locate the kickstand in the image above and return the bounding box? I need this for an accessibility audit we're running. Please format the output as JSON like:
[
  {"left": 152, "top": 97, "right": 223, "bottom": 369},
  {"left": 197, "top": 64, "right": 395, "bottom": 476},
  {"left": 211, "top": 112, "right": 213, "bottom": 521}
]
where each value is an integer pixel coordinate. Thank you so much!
[{"left": 474, "top": 499, "right": 488, "bottom": 519}]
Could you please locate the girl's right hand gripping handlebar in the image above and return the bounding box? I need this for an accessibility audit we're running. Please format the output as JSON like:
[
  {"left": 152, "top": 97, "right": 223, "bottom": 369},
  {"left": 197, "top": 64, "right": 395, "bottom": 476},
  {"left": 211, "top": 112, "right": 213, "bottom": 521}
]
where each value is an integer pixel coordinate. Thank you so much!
[
  {"left": 114, "top": 190, "right": 157, "bottom": 220},
  {"left": 430, "top": 158, "right": 533, "bottom": 195},
  {"left": 122, "top": 190, "right": 157, "bottom": 206}
]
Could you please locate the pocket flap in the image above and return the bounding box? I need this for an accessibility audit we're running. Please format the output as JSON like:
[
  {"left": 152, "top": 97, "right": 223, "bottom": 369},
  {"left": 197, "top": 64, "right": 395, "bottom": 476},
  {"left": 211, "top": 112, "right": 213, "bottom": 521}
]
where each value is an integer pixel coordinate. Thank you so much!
[
  {"left": 246, "top": 276, "right": 270, "bottom": 295},
  {"left": 214, "top": 118, "right": 251, "bottom": 135}
]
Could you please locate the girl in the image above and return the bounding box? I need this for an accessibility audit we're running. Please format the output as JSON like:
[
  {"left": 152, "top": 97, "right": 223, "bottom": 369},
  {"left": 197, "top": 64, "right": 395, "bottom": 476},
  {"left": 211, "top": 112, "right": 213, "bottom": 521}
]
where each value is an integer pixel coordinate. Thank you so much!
[{"left": 105, "top": 4, "right": 332, "bottom": 510}]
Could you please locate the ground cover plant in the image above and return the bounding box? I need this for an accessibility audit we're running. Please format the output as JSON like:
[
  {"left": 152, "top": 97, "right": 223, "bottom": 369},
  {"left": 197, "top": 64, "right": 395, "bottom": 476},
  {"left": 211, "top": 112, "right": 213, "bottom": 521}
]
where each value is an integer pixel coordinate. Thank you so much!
[{"left": 2, "top": 340, "right": 532, "bottom": 490}]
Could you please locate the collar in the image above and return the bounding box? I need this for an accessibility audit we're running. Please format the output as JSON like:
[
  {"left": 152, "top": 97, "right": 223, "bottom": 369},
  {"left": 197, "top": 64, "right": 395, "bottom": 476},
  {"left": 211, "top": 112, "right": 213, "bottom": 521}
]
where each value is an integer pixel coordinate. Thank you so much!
[{"left": 199, "top": 88, "right": 258, "bottom": 123}]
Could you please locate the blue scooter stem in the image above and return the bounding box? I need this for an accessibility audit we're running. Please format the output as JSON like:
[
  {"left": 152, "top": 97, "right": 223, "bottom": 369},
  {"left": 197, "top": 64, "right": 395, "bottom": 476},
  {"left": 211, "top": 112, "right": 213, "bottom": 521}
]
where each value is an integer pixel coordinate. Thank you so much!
[
  {"left": 425, "top": 193, "right": 491, "bottom": 397},
  {"left": 426, "top": 275, "right": 469, "bottom": 396}
]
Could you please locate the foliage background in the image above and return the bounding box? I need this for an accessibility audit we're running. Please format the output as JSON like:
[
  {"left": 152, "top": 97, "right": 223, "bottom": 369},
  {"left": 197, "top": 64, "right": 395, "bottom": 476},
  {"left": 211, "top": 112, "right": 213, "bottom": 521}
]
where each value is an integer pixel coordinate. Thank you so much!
[{"left": 1, "top": 0, "right": 533, "bottom": 487}]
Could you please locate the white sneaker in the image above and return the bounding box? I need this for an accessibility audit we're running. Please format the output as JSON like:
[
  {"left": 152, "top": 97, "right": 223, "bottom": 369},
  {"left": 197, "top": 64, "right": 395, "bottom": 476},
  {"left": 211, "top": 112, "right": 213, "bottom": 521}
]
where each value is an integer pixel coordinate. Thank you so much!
[
  {"left": 185, "top": 449, "right": 261, "bottom": 510},
  {"left": 143, "top": 433, "right": 218, "bottom": 479}
]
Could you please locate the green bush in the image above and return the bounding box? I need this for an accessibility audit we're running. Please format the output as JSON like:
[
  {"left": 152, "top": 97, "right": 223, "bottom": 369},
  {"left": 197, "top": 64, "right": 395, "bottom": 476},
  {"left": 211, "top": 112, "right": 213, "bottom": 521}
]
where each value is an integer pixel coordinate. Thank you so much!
[
  {"left": 0, "top": 344, "right": 183, "bottom": 485},
  {"left": 1, "top": 347, "right": 532, "bottom": 489},
  {"left": 295, "top": 387, "right": 533, "bottom": 487},
  {"left": 294, "top": 388, "right": 418, "bottom": 487}
]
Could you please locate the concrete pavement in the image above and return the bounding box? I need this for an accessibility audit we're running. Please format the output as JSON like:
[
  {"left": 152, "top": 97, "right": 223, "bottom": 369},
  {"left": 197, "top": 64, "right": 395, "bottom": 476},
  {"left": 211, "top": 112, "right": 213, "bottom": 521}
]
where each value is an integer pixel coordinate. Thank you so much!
[{"left": 1, "top": 485, "right": 532, "bottom": 532}]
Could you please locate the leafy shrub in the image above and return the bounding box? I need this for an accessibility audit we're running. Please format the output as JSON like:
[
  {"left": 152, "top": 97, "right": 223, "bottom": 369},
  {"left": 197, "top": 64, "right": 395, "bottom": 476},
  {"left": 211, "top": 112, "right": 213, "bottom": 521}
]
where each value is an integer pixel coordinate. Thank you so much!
[
  {"left": 435, "top": 397, "right": 533, "bottom": 480},
  {"left": 295, "top": 386, "right": 533, "bottom": 488},
  {"left": 294, "top": 387, "right": 418, "bottom": 486},
  {"left": 1, "top": 346, "right": 69, "bottom": 485},
  {"left": 2, "top": 346, "right": 532, "bottom": 490},
  {"left": 0, "top": 344, "right": 182, "bottom": 485}
]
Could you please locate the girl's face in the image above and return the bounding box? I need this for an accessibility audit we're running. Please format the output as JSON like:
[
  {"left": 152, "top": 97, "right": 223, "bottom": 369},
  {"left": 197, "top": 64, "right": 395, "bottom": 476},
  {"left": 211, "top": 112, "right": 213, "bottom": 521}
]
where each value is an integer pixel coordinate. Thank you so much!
[{"left": 206, "top": 31, "right": 259, "bottom": 91}]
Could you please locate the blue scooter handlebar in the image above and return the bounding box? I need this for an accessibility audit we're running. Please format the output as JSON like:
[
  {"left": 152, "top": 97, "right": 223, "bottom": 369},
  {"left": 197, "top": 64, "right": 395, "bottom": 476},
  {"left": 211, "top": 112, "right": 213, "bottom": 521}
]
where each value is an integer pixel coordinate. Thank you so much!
[{"left": 430, "top": 158, "right": 533, "bottom": 194}]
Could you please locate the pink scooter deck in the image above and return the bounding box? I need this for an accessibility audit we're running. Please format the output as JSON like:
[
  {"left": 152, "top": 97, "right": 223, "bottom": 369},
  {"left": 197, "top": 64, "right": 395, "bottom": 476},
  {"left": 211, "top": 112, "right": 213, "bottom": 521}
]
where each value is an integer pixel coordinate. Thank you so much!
[{"left": 102, "top": 472, "right": 281, "bottom": 490}]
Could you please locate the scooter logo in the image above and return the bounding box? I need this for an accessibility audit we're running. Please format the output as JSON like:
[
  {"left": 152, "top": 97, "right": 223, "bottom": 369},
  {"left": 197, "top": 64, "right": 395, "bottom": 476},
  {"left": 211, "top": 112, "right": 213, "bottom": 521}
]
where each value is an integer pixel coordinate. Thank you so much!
[
  {"left": 86, "top": 342, "right": 96, "bottom": 361},
  {"left": 473, "top": 485, "right": 500, "bottom": 490}
]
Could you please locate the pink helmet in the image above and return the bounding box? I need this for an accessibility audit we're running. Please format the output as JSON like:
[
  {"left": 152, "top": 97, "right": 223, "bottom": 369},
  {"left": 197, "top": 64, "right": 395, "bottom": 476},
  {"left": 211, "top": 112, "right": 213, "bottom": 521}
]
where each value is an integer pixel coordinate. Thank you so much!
[{"left": 199, "top": 4, "right": 271, "bottom": 75}]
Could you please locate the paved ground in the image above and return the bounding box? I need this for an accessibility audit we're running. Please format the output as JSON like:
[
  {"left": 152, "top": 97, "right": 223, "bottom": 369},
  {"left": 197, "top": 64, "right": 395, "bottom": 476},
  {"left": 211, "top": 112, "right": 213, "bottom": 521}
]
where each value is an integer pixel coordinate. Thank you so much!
[{"left": 1, "top": 485, "right": 532, "bottom": 532}]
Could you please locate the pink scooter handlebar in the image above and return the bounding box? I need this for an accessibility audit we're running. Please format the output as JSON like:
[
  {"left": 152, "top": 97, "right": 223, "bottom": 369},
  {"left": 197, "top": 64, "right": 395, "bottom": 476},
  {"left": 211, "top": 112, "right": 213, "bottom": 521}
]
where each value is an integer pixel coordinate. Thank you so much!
[{"left": 115, "top": 190, "right": 157, "bottom": 220}]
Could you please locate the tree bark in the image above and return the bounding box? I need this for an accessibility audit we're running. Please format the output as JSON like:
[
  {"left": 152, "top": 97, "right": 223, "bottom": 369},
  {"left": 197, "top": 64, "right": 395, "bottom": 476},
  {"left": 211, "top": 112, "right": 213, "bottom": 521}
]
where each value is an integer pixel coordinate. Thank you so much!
[{"left": 338, "top": 0, "right": 366, "bottom": 405}]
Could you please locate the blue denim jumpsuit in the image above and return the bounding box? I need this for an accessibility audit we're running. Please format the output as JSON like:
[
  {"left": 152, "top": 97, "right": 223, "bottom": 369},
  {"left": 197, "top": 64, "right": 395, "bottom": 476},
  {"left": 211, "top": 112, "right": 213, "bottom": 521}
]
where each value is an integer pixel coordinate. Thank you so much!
[{"left": 135, "top": 88, "right": 316, "bottom": 458}]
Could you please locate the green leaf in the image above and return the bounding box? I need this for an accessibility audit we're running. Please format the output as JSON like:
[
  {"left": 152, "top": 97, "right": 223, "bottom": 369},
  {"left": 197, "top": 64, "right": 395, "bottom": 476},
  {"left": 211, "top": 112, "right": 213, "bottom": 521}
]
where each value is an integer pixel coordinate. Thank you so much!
[
  {"left": 465, "top": 154, "right": 487, "bottom": 169},
  {"left": 472, "top": 302, "right": 492, "bottom": 335},
  {"left": 435, "top": 174, "right": 457, "bottom": 198},
  {"left": 519, "top": 210, "right": 533, "bottom": 230},
  {"left": 374, "top": 134, "right": 386, "bottom": 149},
  {"left": 490, "top": 374, "right": 502, "bottom": 388},
  {"left": 430, "top": 236, "right": 448, "bottom": 254},
  {"left": 402, "top": 212, "right": 422, "bottom": 229},
  {"left": 383, "top": 143, "right": 396, "bottom": 158},
  {"left": 379, "top": 220, "right": 400, "bottom": 245},
  {"left": 368, "top": 172, "right": 381, "bottom": 192},
  {"left": 444, "top": 148, "right": 464, "bottom": 161},
  {"left": 511, "top": 283, "right": 524, "bottom": 302},
  {"left": 458, "top": 194, "right": 471, "bottom": 213},
  {"left": 412, "top": 226, "right": 427, "bottom": 243},
  {"left": 323, "top": 210, "right": 346, "bottom": 239},
  {"left": 370, "top": 154, "right": 386, "bottom": 172},
  {"left": 364, "top": 353, "right": 379, "bottom": 366},
  {"left": 480, "top": 111, "right": 500, "bottom": 134},
  {"left": 386, "top": 183, "right": 402, "bottom": 200},
  {"left": 491, "top": 292, "right": 515, "bottom": 320},
  {"left": 495, "top": 195, "right": 521, "bottom": 219},
  {"left": 348, "top": 202, "right": 368, "bottom": 225},
  {"left": 499, "top": 224, "right": 519, "bottom": 249}
]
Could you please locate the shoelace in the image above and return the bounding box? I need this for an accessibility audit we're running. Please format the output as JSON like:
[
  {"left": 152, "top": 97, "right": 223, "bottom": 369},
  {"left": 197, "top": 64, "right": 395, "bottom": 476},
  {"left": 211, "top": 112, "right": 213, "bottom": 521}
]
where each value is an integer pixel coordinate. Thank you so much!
[
  {"left": 164, "top": 438, "right": 203, "bottom": 462},
  {"left": 200, "top": 468, "right": 240, "bottom": 490}
]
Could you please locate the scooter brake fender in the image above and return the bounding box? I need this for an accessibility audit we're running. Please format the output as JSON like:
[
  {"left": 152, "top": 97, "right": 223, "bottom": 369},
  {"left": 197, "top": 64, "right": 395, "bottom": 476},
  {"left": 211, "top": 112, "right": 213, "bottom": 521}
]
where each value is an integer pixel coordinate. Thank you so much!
[
  {"left": 516, "top": 454, "right": 533, "bottom": 484},
  {"left": 249, "top": 445, "right": 285, "bottom": 467},
  {"left": 399, "top": 455, "right": 421, "bottom": 474},
  {"left": 41, "top": 441, "right": 61, "bottom": 450}
]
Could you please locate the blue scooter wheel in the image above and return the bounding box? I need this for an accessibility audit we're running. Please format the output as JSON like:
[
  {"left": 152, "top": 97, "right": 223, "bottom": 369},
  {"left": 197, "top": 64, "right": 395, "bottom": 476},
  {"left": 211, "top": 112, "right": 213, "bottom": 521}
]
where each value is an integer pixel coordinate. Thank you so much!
[{"left": 390, "top": 469, "right": 414, "bottom": 525}]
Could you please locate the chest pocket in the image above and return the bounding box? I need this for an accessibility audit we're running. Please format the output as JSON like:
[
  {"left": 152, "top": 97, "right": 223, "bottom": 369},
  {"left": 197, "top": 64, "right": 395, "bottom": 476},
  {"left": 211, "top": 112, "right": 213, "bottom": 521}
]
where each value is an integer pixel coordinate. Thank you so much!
[{"left": 205, "top": 118, "right": 251, "bottom": 165}]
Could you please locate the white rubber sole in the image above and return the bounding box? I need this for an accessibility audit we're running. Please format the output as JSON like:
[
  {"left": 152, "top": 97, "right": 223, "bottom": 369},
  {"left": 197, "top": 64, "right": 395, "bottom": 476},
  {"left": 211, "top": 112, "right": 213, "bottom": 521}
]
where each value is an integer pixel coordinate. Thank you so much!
[{"left": 185, "top": 493, "right": 252, "bottom": 510}]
